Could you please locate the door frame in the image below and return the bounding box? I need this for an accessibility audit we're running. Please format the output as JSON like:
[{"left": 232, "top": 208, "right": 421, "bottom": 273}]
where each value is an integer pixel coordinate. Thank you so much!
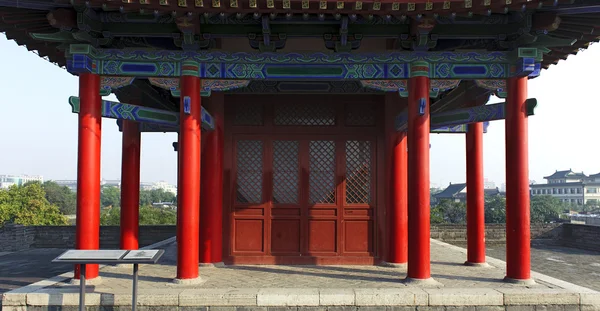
[{"left": 222, "top": 94, "right": 386, "bottom": 265}]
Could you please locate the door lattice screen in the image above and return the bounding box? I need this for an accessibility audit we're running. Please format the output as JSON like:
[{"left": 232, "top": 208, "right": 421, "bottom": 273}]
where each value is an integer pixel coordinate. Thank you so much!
[
  {"left": 274, "top": 103, "right": 336, "bottom": 126},
  {"left": 236, "top": 140, "right": 264, "bottom": 204},
  {"left": 309, "top": 140, "right": 337, "bottom": 204},
  {"left": 272, "top": 140, "right": 300, "bottom": 204},
  {"left": 345, "top": 140, "right": 372, "bottom": 204}
]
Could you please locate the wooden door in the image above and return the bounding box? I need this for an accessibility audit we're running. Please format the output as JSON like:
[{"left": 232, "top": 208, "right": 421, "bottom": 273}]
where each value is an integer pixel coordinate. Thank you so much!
[
  {"left": 225, "top": 95, "right": 381, "bottom": 264},
  {"left": 230, "top": 135, "right": 376, "bottom": 263}
]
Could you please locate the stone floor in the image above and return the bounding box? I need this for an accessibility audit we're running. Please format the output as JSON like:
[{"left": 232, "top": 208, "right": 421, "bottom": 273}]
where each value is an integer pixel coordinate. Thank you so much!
[
  {"left": 48, "top": 240, "right": 558, "bottom": 290},
  {"left": 0, "top": 249, "right": 71, "bottom": 295},
  {"left": 485, "top": 244, "right": 600, "bottom": 292},
  {"left": 3, "top": 239, "right": 599, "bottom": 310}
]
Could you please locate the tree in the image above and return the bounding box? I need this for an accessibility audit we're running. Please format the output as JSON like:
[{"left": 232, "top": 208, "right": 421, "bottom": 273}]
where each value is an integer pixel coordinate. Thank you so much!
[
  {"left": 484, "top": 196, "right": 506, "bottom": 224},
  {"left": 42, "top": 181, "right": 76, "bottom": 215},
  {"left": 0, "top": 183, "right": 68, "bottom": 226},
  {"left": 432, "top": 199, "right": 467, "bottom": 224},
  {"left": 100, "top": 206, "right": 176, "bottom": 225},
  {"left": 530, "top": 195, "right": 563, "bottom": 223},
  {"left": 139, "top": 188, "right": 176, "bottom": 206},
  {"left": 101, "top": 186, "right": 120, "bottom": 208}
]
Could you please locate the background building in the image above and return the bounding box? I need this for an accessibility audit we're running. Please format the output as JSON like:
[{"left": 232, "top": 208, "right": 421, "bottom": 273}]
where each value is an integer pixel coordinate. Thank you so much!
[
  {"left": 433, "top": 182, "right": 502, "bottom": 204},
  {"left": 530, "top": 169, "right": 600, "bottom": 206},
  {"left": 0, "top": 174, "right": 44, "bottom": 189}
]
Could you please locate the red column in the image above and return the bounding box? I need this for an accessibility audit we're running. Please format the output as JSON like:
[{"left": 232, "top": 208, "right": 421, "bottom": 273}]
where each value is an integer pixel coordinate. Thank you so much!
[
  {"left": 200, "top": 94, "right": 224, "bottom": 264},
  {"left": 177, "top": 62, "right": 202, "bottom": 281},
  {"left": 505, "top": 76, "right": 532, "bottom": 282},
  {"left": 406, "top": 64, "right": 431, "bottom": 280},
  {"left": 465, "top": 119, "right": 486, "bottom": 265},
  {"left": 388, "top": 132, "right": 408, "bottom": 264},
  {"left": 75, "top": 73, "right": 101, "bottom": 280},
  {"left": 120, "top": 120, "right": 141, "bottom": 250}
]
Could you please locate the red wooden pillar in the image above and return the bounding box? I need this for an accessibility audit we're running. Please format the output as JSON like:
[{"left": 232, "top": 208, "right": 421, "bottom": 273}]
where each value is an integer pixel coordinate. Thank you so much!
[
  {"left": 505, "top": 76, "right": 532, "bottom": 283},
  {"left": 388, "top": 132, "right": 408, "bottom": 264},
  {"left": 176, "top": 62, "right": 202, "bottom": 281},
  {"left": 406, "top": 63, "right": 432, "bottom": 281},
  {"left": 200, "top": 94, "right": 224, "bottom": 264},
  {"left": 120, "top": 119, "right": 141, "bottom": 250},
  {"left": 75, "top": 73, "right": 101, "bottom": 280},
  {"left": 465, "top": 117, "right": 486, "bottom": 265}
]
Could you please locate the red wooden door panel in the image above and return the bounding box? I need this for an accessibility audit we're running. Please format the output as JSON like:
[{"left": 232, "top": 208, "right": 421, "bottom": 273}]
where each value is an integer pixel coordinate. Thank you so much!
[{"left": 231, "top": 138, "right": 267, "bottom": 255}]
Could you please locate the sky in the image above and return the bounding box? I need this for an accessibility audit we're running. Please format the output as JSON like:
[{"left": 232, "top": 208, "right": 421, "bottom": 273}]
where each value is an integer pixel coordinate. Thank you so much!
[{"left": 1, "top": 34, "right": 599, "bottom": 187}]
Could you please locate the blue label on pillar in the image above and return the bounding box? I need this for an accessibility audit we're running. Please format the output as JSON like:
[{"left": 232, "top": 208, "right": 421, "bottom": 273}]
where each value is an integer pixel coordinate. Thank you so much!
[
  {"left": 419, "top": 98, "right": 426, "bottom": 115},
  {"left": 183, "top": 96, "right": 191, "bottom": 114}
]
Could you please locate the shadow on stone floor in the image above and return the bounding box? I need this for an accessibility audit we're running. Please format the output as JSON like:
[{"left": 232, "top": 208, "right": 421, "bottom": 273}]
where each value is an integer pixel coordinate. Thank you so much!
[{"left": 227, "top": 265, "right": 403, "bottom": 284}]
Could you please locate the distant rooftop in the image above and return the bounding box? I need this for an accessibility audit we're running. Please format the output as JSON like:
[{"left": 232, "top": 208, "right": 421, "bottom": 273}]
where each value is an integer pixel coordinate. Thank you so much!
[{"left": 544, "top": 169, "right": 587, "bottom": 180}]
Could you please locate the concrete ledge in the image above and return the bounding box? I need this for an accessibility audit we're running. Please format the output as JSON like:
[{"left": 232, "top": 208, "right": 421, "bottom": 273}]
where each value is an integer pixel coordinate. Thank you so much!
[
  {"left": 318, "top": 289, "right": 355, "bottom": 306},
  {"left": 496, "top": 288, "right": 581, "bottom": 305},
  {"left": 354, "top": 288, "right": 428, "bottom": 306},
  {"left": 425, "top": 288, "right": 503, "bottom": 306},
  {"left": 257, "top": 288, "right": 320, "bottom": 306},
  {"left": 180, "top": 289, "right": 258, "bottom": 306}
]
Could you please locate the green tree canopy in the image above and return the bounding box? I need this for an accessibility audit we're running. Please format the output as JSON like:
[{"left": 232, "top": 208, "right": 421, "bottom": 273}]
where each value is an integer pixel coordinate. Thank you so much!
[
  {"left": 530, "top": 195, "right": 564, "bottom": 223},
  {"left": 0, "top": 183, "right": 68, "bottom": 226},
  {"left": 100, "top": 206, "right": 176, "bottom": 225},
  {"left": 101, "top": 186, "right": 121, "bottom": 208},
  {"left": 485, "top": 196, "right": 506, "bottom": 224},
  {"left": 42, "top": 181, "right": 76, "bottom": 215},
  {"left": 431, "top": 199, "right": 467, "bottom": 224},
  {"left": 139, "top": 188, "right": 176, "bottom": 206}
]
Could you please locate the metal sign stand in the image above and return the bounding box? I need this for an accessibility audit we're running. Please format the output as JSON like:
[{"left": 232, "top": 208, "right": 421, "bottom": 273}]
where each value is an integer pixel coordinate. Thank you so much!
[{"left": 53, "top": 249, "right": 164, "bottom": 311}]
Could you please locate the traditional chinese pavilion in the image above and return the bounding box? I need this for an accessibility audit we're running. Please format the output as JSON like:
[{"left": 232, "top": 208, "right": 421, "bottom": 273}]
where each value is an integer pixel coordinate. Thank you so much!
[{"left": 1, "top": 0, "right": 597, "bottom": 284}]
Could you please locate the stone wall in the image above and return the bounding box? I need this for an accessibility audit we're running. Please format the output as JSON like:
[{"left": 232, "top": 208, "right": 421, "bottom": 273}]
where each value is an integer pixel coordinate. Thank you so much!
[
  {"left": 0, "top": 225, "right": 176, "bottom": 250},
  {"left": 2, "top": 223, "right": 599, "bottom": 252},
  {"left": 429, "top": 223, "right": 563, "bottom": 245},
  {"left": 0, "top": 224, "right": 36, "bottom": 251},
  {"left": 560, "top": 223, "right": 600, "bottom": 252}
]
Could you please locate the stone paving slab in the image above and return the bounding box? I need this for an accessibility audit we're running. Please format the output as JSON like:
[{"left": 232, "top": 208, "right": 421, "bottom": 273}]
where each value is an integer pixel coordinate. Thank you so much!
[{"left": 2, "top": 239, "right": 598, "bottom": 311}]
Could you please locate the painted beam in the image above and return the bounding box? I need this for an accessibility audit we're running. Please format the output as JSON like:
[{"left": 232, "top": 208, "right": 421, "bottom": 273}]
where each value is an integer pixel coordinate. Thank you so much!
[
  {"left": 116, "top": 120, "right": 180, "bottom": 133},
  {"left": 395, "top": 98, "right": 537, "bottom": 132},
  {"left": 431, "top": 122, "right": 490, "bottom": 134},
  {"left": 65, "top": 44, "right": 541, "bottom": 80},
  {"left": 68, "top": 96, "right": 215, "bottom": 131}
]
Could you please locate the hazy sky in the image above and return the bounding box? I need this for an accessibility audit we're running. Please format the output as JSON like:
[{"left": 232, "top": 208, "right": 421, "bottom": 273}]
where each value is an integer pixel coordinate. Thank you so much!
[{"left": 1, "top": 34, "right": 598, "bottom": 187}]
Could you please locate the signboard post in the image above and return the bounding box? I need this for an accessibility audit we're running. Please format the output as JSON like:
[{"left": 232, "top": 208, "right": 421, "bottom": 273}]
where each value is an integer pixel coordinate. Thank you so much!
[{"left": 53, "top": 249, "right": 164, "bottom": 311}]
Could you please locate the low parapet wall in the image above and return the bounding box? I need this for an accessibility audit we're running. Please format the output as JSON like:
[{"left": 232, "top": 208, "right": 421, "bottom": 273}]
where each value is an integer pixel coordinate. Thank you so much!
[
  {"left": 1, "top": 223, "right": 599, "bottom": 252},
  {"left": 430, "top": 223, "right": 563, "bottom": 244},
  {"left": 560, "top": 223, "right": 600, "bottom": 252},
  {"left": 0, "top": 224, "right": 176, "bottom": 251}
]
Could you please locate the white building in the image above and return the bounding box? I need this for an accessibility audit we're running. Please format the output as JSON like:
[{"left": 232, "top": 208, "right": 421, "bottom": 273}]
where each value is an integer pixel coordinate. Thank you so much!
[
  {"left": 0, "top": 174, "right": 44, "bottom": 189},
  {"left": 483, "top": 178, "right": 496, "bottom": 189},
  {"left": 530, "top": 169, "right": 600, "bottom": 206},
  {"left": 141, "top": 181, "right": 177, "bottom": 195}
]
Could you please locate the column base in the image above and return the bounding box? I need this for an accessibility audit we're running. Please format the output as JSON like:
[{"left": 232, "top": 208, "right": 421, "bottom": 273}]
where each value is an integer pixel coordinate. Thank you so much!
[
  {"left": 172, "top": 277, "right": 206, "bottom": 285},
  {"left": 402, "top": 277, "right": 443, "bottom": 287},
  {"left": 379, "top": 261, "right": 407, "bottom": 269},
  {"left": 464, "top": 261, "right": 491, "bottom": 268},
  {"left": 503, "top": 276, "right": 536, "bottom": 285},
  {"left": 199, "top": 262, "right": 225, "bottom": 268},
  {"left": 70, "top": 276, "right": 103, "bottom": 286}
]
